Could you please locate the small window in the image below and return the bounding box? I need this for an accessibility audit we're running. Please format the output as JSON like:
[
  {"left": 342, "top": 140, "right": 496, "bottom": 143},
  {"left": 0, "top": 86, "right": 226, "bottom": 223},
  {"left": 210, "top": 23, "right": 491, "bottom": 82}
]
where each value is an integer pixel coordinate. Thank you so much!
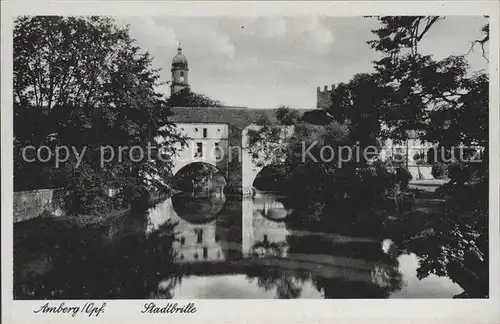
[
  {"left": 194, "top": 253, "right": 199, "bottom": 260},
  {"left": 195, "top": 142, "right": 203, "bottom": 158},
  {"left": 180, "top": 237, "right": 185, "bottom": 245},
  {"left": 263, "top": 234, "right": 268, "bottom": 244},
  {"left": 203, "top": 128, "right": 208, "bottom": 138},
  {"left": 217, "top": 128, "right": 220, "bottom": 132},
  {"left": 214, "top": 143, "right": 221, "bottom": 158},
  {"left": 195, "top": 229, "right": 203, "bottom": 243},
  {"left": 194, "top": 128, "right": 198, "bottom": 132},
  {"left": 180, "top": 71, "right": 184, "bottom": 77},
  {"left": 215, "top": 234, "right": 220, "bottom": 242},
  {"left": 203, "top": 247, "right": 208, "bottom": 259}
]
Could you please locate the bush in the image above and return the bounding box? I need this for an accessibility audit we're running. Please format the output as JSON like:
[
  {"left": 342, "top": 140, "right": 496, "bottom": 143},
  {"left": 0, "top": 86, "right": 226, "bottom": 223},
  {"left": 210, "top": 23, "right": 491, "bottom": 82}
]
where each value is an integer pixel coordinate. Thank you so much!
[
  {"left": 395, "top": 167, "right": 412, "bottom": 189},
  {"left": 398, "top": 191, "right": 416, "bottom": 212},
  {"left": 68, "top": 190, "right": 115, "bottom": 216},
  {"left": 431, "top": 162, "right": 447, "bottom": 179}
]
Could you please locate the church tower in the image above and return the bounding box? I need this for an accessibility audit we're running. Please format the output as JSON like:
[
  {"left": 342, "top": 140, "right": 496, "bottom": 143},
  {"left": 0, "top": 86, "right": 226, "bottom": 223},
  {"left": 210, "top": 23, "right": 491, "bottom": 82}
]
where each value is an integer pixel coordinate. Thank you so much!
[{"left": 171, "top": 42, "right": 190, "bottom": 95}]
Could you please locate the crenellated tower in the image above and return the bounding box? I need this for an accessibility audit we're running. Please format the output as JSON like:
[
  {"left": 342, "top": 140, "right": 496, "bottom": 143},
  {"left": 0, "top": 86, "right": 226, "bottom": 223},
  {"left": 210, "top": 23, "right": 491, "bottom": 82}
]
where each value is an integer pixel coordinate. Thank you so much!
[{"left": 316, "top": 84, "right": 336, "bottom": 110}]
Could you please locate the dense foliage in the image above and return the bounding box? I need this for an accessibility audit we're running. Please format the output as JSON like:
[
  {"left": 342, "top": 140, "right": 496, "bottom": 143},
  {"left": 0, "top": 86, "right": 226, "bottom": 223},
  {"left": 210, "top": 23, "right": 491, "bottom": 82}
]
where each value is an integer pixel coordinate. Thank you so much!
[
  {"left": 14, "top": 16, "right": 184, "bottom": 215},
  {"left": 246, "top": 106, "right": 405, "bottom": 237},
  {"left": 246, "top": 16, "right": 489, "bottom": 297},
  {"left": 167, "top": 88, "right": 223, "bottom": 107},
  {"left": 367, "top": 16, "right": 489, "bottom": 297},
  {"left": 14, "top": 215, "right": 179, "bottom": 299}
]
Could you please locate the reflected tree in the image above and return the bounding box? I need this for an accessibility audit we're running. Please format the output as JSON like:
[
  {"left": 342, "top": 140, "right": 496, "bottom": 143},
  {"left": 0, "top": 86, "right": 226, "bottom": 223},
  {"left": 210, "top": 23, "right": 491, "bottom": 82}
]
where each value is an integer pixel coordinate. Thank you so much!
[
  {"left": 246, "top": 238, "right": 306, "bottom": 299},
  {"left": 246, "top": 234, "right": 404, "bottom": 299},
  {"left": 250, "top": 240, "right": 289, "bottom": 258},
  {"left": 247, "top": 268, "right": 309, "bottom": 299},
  {"left": 368, "top": 16, "right": 489, "bottom": 297},
  {"left": 14, "top": 218, "right": 181, "bottom": 299}
]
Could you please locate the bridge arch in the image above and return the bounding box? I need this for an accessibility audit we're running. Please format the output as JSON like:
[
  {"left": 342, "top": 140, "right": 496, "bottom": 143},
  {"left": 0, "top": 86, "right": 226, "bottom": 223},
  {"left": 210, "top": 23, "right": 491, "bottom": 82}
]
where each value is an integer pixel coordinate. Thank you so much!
[
  {"left": 173, "top": 161, "right": 218, "bottom": 177},
  {"left": 172, "top": 159, "right": 219, "bottom": 177},
  {"left": 173, "top": 162, "right": 227, "bottom": 194},
  {"left": 252, "top": 164, "right": 288, "bottom": 192},
  {"left": 241, "top": 124, "right": 294, "bottom": 195}
]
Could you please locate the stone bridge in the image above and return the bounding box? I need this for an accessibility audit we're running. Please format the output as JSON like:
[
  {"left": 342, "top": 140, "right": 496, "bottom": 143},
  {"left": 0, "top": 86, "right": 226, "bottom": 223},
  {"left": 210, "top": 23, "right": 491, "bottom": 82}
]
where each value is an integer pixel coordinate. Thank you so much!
[
  {"left": 162, "top": 106, "right": 435, "bottom": 194},
  {"left": 164, "top": 106, "right": 317, "bottom": 195}
]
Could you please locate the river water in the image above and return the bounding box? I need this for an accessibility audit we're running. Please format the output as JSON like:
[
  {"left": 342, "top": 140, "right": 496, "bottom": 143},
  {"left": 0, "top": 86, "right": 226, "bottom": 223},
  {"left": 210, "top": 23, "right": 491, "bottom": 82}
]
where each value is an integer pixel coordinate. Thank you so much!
[{"left": 14, "top": 191, "right": 463, "bottom": 299}]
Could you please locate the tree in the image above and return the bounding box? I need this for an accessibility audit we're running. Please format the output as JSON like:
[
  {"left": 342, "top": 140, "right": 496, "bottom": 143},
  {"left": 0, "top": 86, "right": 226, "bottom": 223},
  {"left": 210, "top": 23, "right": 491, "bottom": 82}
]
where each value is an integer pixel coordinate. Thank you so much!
[
  {"left": 328, "top": 73, "right": 394, "bottom": 148},
  {"left": 167, "top": 88, "right": 223, "bottom": 107},
  {"left": 246, "top": 107, "right": 399, "bottom": 236},
  {"left": 367, "top": 16, "right": 488, "bottom": 142},
  {"left": 368, "top": 16, "right": 489, "bottom": 297},
  {"left": 14, "top": 16, "right": 184, "bottom": 215}
]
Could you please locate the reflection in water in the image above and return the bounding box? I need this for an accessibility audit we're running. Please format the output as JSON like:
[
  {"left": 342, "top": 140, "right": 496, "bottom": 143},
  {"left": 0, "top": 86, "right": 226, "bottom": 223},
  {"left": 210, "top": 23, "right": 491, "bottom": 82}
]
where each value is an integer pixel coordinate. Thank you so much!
[
  {"left": 14, "top": 216, "right": 180, "bottom": 299},
  {"left": 171, "top": 192, "right": 226, "bottom": 224},
  {"left": 252, "top": 191, "right": 292, "bottom": 221},
  {"left": 14, "top": 190, "right": 464, "bottom": 299}
]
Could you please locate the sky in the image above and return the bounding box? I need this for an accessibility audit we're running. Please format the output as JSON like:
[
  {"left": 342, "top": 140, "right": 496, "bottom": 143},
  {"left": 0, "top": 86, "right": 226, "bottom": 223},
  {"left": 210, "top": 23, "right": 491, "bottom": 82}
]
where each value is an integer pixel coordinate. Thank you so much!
[{"left": 116, "top": 16, "right": 489, "bottom": 109}]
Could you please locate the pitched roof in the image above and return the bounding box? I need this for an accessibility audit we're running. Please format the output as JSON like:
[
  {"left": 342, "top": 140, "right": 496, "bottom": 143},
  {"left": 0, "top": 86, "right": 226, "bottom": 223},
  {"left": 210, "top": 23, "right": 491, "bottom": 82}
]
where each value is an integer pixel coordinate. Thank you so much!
[{"left": 168, "top": 106, "right": 315, "bottom": 130}]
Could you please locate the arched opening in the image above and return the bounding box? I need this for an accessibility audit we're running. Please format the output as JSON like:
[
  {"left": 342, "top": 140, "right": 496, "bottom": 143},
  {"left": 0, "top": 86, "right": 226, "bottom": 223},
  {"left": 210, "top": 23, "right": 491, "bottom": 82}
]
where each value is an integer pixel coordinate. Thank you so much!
[
  {"left": 174, "top": 162, "right": 226, "bottom": 194},
  {"left": 252, "top": 165, "right": 288, "bottom": 193},
  {"left": 252, "top": 165, "right": 293, "bottom": 221},
  {"left": 172, "top": 162, "right": 227, "bottom": 224}
]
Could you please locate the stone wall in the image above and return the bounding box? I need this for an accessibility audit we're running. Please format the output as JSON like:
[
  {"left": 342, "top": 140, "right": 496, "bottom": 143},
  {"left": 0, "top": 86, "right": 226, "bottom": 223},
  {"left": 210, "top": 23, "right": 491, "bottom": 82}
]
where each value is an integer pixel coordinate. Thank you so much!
[{"left": 13, "top": 189, "right": 67, "bottom": 223}]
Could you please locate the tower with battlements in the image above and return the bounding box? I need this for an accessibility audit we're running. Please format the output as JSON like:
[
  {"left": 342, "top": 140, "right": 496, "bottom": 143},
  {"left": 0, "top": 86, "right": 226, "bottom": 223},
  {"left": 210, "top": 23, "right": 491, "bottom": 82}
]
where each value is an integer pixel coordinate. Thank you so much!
[{"left": 316, "top": 84, "right": 336, "bottom": 110}]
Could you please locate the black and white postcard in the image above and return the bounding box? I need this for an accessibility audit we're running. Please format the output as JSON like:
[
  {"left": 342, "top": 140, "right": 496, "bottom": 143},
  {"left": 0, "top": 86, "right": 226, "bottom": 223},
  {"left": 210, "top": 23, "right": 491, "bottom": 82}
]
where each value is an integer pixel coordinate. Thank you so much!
[{"left": 1, "top": 1, "right": 499, "bottom": 323}]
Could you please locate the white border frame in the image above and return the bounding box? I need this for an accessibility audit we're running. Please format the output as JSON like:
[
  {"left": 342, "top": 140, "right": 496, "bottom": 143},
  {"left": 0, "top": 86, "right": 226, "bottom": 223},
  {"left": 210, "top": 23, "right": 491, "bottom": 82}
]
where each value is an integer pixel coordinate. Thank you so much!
[{"left": 2, "top": 1, "right": 499, "bottom": 323}]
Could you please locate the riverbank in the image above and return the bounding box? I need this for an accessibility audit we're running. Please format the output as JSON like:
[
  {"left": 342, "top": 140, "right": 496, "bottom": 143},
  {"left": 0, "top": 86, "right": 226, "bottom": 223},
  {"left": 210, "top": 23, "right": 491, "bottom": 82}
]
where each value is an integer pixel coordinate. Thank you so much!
[
  {"left": 14, "top": 206, "right": 132, "bottom": 285},
  {"left": 409, "top": 179, "right": 449, "bottom": 191},
  {"left": 391, "top": 179, "right": 488, "bottom": 298},
  {"left": 54, "top": 207, "right": 131, "bottom": 227}
]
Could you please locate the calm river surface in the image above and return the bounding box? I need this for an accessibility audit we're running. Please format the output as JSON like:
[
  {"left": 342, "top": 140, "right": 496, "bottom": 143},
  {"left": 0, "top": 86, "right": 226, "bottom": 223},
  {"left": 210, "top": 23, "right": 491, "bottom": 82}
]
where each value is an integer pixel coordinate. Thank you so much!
[{"left": 14, "top": 191, "right": 463, "bottom": 299}]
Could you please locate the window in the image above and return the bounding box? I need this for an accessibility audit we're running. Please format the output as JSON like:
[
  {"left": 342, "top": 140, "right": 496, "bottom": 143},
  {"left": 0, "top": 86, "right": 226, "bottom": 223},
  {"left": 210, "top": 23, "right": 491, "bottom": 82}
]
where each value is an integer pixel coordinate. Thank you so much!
[
  {"left": 214, "top": 143, "right": 221, "bottom": 159},
  {"left": 195, "top": 229, "right": 203, "bottom": 243},
  {"left": 195, "top": 142, "right": 203, "bottom": 158},
  {"left": 203, "top": 247, "right": 208, "bottom": 259},
  {"left": 180, "top": 237, "right": 185, "bottom": 245},
  {"left": 180, "top": 71, "right": 184, "bottom": 77},
  {"left": 194, "top": 128, "right": 198, "bottom": 132},
  {"left": 194, "top": 253, "right": 199, "bottom": 260},
  {"left": 215, "top": 234, "right": 220, "bottom": 242},
  {"left": 263, "top": 234, "right": 268, "bottom": 244},
  {"left": 203, "top": 128, "right": 208, "bottom": 138}
]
